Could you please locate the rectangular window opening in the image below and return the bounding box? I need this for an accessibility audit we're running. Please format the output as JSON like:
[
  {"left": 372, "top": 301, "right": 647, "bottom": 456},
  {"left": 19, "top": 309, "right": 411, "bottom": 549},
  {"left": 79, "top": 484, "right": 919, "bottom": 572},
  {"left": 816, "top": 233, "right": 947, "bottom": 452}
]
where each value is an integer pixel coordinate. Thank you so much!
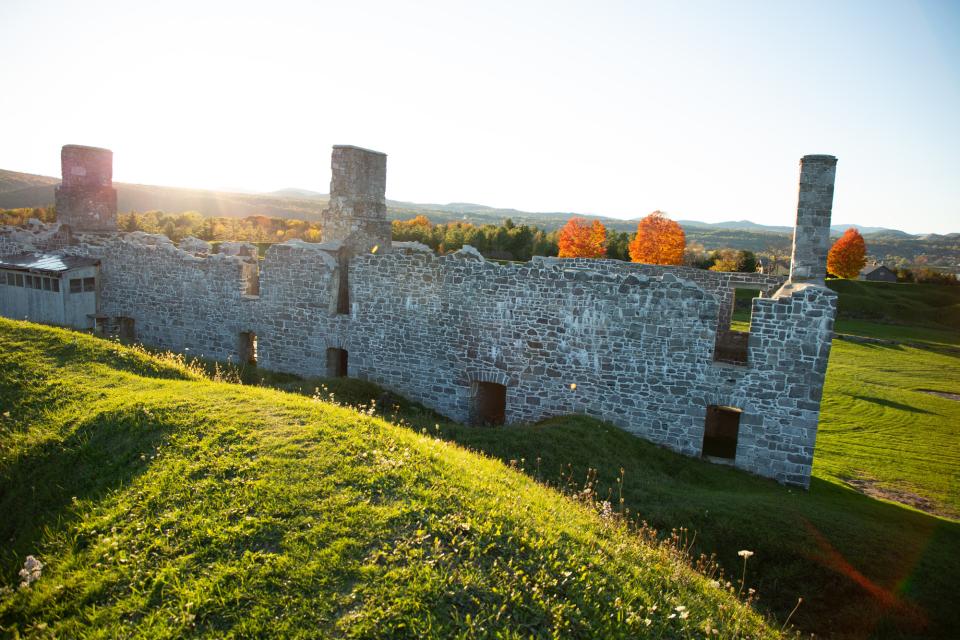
[
  {"left": 337, "top": 254, "right": 350, "bottom": 315},
  {"left": 69, "top": 278, "right": 82, "bottom": 293},
  {"left": 702, "top": 405, "right": 742, "bottom": 460},
  {"left": 14, "top": 274, "right": 23, "bottom": 287},
  {"left": 42, "top": 277, "right": 52, "bottom": 291},
  {"left": 714, "top": 288, "right": 760, "bottom": 366},
  {"left": 470, "top": 381, "right": 506, "bottom": 426},
  {"left": 243, "top": 261, "right": 260, "bottom": 296},
  {"left": 52, "top": 278, "right": 60, "bottom": 292},
  {"left": 326, "top": 347, "right": 348, "bottom": 377},
  {"left": 238, "top": 331, "right": 257, "bottom": 366},
  {"left": 82, "top": 277, "right": 96, "bottom": 292},
  {"left": 118, "top": 317, "right": 135, "bottom": 343},
  {"left": 730, "top": 288, "right": 761, "bottom": 331}
]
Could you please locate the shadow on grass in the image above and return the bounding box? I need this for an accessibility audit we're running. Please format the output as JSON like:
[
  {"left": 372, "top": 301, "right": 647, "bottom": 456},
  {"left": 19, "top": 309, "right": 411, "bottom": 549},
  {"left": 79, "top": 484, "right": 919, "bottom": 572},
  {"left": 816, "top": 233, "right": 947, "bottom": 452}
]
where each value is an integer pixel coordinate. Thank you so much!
[
  {"left": 0, "top": 405, "right": 173, "bottom": 579},
  {"left": 432, "top": 416, "right": 960, "bottom": 639},
  {"left": 233, "top": 372, "right": 960, "bottom": 636},
  {"left": 851, "top": 394, "right": 939, "bottom": 415}
]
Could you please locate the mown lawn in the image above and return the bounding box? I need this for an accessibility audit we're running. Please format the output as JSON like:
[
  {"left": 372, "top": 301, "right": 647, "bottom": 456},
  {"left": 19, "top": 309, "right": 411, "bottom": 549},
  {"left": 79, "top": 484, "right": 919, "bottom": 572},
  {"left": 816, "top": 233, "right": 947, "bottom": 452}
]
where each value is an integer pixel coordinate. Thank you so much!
[
  {"left": 268, "top": 283, "right": 960, "bottom": 638},
  {"left": 0, "top": 318, "right": 776, "bottom": 638},
  {"left": 816, "top": 336, "right": 960, "bottom": 518}
]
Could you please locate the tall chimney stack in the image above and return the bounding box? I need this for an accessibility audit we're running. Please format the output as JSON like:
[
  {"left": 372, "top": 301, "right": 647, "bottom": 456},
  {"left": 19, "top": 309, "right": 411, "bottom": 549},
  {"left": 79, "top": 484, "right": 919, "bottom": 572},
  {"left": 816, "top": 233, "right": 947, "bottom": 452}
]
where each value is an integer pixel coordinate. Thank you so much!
[
  {"left": 319, "top": 145, "right": 391, "bottom": 254},
  {"left": 54, "top": 144, "right": 118, "bottom": 232},
  {"left": 788, "top": 155, "right": 837, "bottom": 283}
]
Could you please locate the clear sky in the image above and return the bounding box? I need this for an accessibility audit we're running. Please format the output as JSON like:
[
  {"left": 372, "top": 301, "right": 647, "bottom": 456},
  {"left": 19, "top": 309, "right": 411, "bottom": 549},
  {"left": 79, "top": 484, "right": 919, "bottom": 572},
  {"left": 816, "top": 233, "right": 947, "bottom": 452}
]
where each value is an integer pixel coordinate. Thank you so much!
[{"left": 1, "top": 0, "right": 958, "bottom": 233}]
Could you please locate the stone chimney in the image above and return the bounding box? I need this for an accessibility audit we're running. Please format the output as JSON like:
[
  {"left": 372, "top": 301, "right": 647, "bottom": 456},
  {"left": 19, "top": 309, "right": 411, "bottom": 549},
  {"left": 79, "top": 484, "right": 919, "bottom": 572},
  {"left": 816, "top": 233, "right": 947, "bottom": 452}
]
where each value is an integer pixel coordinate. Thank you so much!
[
  {"left": 788, "top": 155, "right": 837, "bottom": 283},
  {"left": 54, "top": 144, "right": 118, "bottom": 232},
  {"left": 319, "top": 145, "right": 391, "bottom": 254}
]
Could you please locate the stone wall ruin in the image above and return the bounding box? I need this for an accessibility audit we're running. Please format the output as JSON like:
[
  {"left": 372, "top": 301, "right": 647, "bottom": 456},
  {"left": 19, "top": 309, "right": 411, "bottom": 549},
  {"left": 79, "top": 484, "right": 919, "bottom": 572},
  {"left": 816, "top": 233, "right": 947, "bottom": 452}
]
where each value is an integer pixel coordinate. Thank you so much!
[{"left": 0, "top": 145, "right": 839, "bottom": 488}]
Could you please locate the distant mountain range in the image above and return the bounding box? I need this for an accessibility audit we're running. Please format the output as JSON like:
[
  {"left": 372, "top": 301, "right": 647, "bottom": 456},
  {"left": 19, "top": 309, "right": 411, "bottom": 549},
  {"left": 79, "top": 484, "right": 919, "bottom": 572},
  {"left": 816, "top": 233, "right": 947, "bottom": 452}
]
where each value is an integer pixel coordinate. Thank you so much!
[
  {"left": 2, "top": 169, "right": 957, "bottom": 266},
  {"left": 263, "top": 187, "right": 934, "bottom": 239}
]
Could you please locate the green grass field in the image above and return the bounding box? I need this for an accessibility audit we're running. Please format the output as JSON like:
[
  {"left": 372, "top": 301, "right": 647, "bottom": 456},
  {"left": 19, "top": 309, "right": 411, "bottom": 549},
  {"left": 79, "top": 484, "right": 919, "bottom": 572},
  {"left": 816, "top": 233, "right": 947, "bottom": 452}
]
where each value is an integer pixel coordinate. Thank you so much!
[
  {"left": 401, "top": 281, "right": 960, "bottom": 638},
  {"left": 1, "top": 280, "right": 957, "bottom": 638},
  {"left": 0, "top": 319, "right": 776, "bottom": 638},
  {"left": 309, "top": 284, "right": 960, "bottom": 639}
]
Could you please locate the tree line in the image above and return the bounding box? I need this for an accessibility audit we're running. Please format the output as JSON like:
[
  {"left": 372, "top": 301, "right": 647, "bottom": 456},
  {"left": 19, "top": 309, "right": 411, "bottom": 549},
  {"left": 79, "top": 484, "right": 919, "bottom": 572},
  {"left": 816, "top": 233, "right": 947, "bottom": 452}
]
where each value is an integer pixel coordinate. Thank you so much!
[{"left": 2, "top": 206, "right": 954, "bottom": 282}]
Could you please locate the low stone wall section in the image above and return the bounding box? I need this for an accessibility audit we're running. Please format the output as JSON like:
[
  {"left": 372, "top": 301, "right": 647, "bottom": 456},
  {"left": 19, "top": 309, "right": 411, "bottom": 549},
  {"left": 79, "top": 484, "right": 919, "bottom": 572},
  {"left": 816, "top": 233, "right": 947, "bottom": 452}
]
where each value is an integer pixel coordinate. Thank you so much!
[{"left": 0, "top": 227, "right": 833, "bottom": 487}]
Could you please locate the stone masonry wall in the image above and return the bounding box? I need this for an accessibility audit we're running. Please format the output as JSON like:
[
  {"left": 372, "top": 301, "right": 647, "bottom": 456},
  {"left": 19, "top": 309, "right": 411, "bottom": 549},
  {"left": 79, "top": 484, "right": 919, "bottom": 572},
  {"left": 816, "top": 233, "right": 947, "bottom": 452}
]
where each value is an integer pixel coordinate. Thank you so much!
[
  {"left": 0, "top": 223, "right": 834, "bottom": 487},
  {"left": 0, "top": 220, "right": 835, "bottom": 486},
  {"left": 336, "top": 248, "right": 833, "bottom": 486},
  {"left": 53, "top": 232, "right": 258, "bottom": 361},
  {"left": 0, "top": 143, "right": 840, "bottom": 488}
]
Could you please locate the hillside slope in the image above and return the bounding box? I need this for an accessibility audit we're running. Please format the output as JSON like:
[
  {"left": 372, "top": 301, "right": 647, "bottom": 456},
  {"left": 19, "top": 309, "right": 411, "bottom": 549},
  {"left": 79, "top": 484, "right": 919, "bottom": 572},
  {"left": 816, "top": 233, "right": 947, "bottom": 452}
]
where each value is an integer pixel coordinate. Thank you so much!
[{"left": 0, "top": 319, "right": 776, "bottom": 638}]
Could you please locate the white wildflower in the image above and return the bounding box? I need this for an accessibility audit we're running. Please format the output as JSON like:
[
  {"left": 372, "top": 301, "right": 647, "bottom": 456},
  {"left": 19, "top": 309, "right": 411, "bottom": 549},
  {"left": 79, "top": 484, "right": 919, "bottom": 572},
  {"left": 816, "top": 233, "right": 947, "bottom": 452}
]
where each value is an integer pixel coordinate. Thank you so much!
[
  {"left": 737, "top": 549, "right": 754, "bottom": 559},
  {"left": 18, "top": 555, "right": 43, "bottom": 589},
  {"left": 598, "top": 501, "right": 614, "bottom": 520}
]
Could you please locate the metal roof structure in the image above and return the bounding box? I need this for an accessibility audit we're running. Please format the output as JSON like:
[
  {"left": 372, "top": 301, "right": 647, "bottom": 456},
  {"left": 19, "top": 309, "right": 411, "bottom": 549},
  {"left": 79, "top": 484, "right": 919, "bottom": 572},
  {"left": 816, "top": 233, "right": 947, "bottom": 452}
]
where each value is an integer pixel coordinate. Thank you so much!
[{"left": 0, "top": 253, "right": 100, "bottom": 275}]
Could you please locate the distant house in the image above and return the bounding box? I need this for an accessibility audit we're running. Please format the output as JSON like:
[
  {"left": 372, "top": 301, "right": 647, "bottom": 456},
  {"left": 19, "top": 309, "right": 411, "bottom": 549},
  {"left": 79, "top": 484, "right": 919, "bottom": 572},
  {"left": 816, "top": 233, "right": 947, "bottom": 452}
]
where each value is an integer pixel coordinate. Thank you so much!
[{"left": 859, "top": 264, "right": 898, "bottom": 282}]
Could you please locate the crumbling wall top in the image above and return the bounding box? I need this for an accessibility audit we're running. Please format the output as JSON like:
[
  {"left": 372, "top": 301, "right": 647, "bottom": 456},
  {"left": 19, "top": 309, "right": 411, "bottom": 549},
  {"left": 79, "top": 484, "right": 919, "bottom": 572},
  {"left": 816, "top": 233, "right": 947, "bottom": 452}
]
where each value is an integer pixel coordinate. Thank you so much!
[{"left": 391, "top": 241, "right": 433, "bottom": 253}]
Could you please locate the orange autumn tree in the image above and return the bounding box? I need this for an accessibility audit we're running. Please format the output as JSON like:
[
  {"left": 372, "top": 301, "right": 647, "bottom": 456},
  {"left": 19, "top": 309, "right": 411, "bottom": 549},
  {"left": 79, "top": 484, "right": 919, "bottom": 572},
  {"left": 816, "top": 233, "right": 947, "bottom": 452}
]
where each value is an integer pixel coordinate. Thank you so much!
[
  {"left": 557, "top": 217, "right": 607, "bottom": 258},
  {"left": 827, "top": 227, "right": 867, "bottom": 278},
  {"left": 628, "top": 211, "right": 685, "bottom": 265}
]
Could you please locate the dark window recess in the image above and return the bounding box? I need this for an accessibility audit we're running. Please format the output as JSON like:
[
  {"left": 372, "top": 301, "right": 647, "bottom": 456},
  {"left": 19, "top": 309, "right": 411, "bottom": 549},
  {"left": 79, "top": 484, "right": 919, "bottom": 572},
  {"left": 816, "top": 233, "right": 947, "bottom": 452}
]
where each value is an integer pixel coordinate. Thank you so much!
[
  {"left": 118, "top": 317, "right": 136, "bottom": 342},
  {"left": 714, "top": 288, "right": 760, "bottom": 366},
  {"left": 471, "top": 381, "right": 507, "bottom": 426},
  {"left": 702, "top": 405, "right": 742, "bottom": 460},
  {"left": 713, "top": 329, "right": 750, "bottom": 365},
  {"left": 69, "top": 278, "right": 82, "bottom": 293},
  {"left": 52, "top": 278, "right": 60, "bottom": 292},
  {"left": 83, "top": 277, "right": 96, "bottom": 292},
  {"left": 337, "top": 254, "right": 350, "bottom": 315},
  {"left": 42, "top": 277, "right": 52, "bottom": 291},
  {"left": 326, "top": 348, "right": 348, "bottom": 377},
  {"left": 238, "top": 332, "right": 257, "bottom": 366},
  {"left": 32, "top": 276, "right": 42, "bottom": 290},
  {"left": 244, "top": 262, "right": 260, "bottom": 296},
  {"left": 14, "top": 274, "right": 23, "bottom": 287},
  {"left": 5, "top": 273, "right": 13, "bottom": 286}
]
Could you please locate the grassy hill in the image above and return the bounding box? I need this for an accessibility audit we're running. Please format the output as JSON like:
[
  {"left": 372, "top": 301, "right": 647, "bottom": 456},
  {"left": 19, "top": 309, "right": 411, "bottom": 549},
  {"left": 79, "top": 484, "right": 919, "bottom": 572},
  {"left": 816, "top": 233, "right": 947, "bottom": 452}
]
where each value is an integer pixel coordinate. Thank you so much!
[
  {"left": 0, "top": 319, "right": 777, "bottom": 638},
  {"left": 366, "top": 281, "right": 960, "bottom": 638},
  {"left": 827, "top": 279, "right": 960, "bottom": 333},
  {"left": 1, "top": 281, "right": 959, "bottom": 637},
  {"left": 0, "top": 169, "right": 58, "bottom": 193},
  {"left": 411, "top": 282, "right": 959, "bottom": 638}
]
